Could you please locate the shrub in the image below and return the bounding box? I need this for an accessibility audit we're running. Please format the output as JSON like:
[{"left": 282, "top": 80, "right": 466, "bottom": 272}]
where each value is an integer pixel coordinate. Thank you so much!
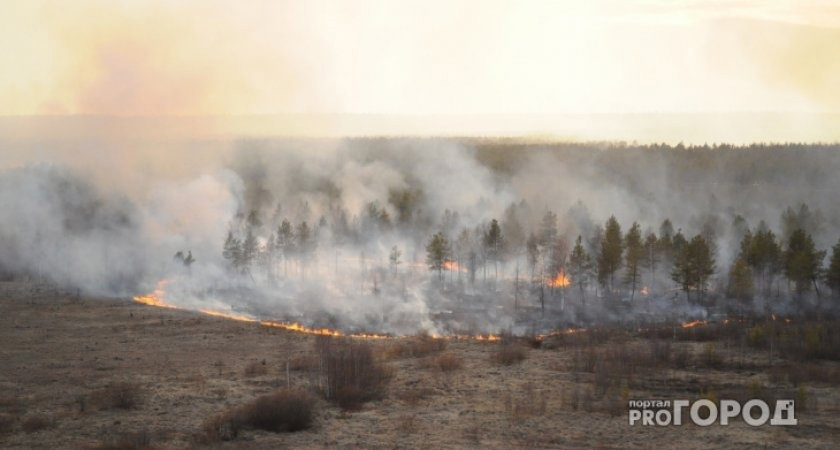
[
  {"left": 491, "top": 343, "right": 527, "bottom": 366},
  {"left": 21, "top": 414, "right": 51, "bottom": 433},
  {"left": 238, "top": 390, "right": 314, "bottom": 432},
  {"left": 243, "top": 360, "right": 268, "bottom": 377},
  {"left": 200, "top": 389, "right": 314, "bottom": 442},
  {"left": 93, "top": 382, "right": 142, "bottom": 410},
  {"left": 434, "top": 352, "right": 463, "bottom": 372},
  {"left": 316, "top": 336, "right": 392, "bottom": 409}
]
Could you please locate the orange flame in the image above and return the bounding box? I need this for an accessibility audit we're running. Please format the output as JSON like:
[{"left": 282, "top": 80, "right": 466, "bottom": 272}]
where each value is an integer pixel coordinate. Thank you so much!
[
  {"left": 443, "top": 261, "right": 466, "bottom": 272},
  {"left": 680, "top": 319, "right": 707, "bottom": 328},
  {"left": 133, "top": 279, "right": 176, "bottom": 308},
  {"left": 133, "top": 280, "right": 588, "bottom": 342},
  {"left": 548, "top": 272, "right": 571, "bottom": 288},
  {"left": 640, "top": 286, "right": 649, "bottom": 296}
]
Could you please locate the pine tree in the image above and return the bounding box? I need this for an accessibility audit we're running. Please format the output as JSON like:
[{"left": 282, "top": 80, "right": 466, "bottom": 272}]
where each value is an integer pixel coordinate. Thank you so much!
[
  {"left": 222, "top": 230, "right": 242, "bottom": 272},
  {"left": 484, "top": 219, "right": 504, "bottom": 282},
  {"left": 825, "top": 239, "right": 840, "bottom": 299},
  {"left": 426, "top": 232, "right": 452, "bottom": 281},
  {"left": 624, "top": 222, "right": 643, "bottom": 302},
  {"left": 389, "top": 245, "right": 401, "bottom": 277},
  {"left": 728, "top": 256, "right": 753, "bottom": 303},
  {"left": 784, "top": 229, "right": 825, "bottom": 296},
  {"left": 597, "top": 216, "right": 623, "bottom": 295},
  {"left": 641, "top": 232, "right": 659, "bottom": 293},
  {"left": 568, "top": 235, "right": 593, "bottom": 306}
]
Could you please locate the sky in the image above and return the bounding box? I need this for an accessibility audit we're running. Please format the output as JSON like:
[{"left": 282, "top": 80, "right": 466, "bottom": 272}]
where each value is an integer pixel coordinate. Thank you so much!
[{"left": 1, "top": 0, "right": 839, "bottom": 136}]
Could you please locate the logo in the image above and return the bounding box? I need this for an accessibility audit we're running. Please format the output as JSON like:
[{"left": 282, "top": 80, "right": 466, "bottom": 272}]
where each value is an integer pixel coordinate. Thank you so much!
[{"left": 628, "top": 399, "right": 797, "bottom": 426}]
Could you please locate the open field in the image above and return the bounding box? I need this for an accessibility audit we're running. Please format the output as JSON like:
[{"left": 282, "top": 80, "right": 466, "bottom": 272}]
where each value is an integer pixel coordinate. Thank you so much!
[{"left": 1, "top": 281, "right": 839, "bottom": 449}]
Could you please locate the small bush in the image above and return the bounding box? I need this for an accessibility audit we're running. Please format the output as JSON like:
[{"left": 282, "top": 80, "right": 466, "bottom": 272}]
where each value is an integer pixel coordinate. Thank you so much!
[
  {"left": 21, "top": 414, "right": 51, "bottom": 433},
  {"left": 316, "top": 336, "right": 392, "bottom": 410},
  {"left": 200, "top": 389, "right": 314, "bottom": 442},
  {"left": 238, "top": 390, "right": 314, "bottom": 432},
  {"left": 492, "top": 343, "right": 527, "bottom": 366},
  {"left": 243, "top": 360, "right": 268, "bottom": 377},
  {"left": 93, "top": 382, "right": 142, "bottom": 410},
  {"left": 434, "top": 352, "right": 464, "bottom": 372}
]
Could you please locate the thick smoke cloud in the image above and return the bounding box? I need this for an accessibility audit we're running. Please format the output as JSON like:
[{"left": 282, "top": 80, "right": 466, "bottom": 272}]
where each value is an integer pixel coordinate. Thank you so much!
[{"left": 2, "top": 139, "right": 839, "bottom": 334}]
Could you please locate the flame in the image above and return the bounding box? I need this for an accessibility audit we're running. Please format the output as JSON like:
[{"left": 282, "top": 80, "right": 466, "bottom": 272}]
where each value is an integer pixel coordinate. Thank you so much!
[
  {"left": 771, "top": 313, "right": 777, "bottom": 321},
  {"left": 133, "top": 279, "right": 588, "bottom": 342},
  {"left": 547, "top": 272, "right": 571, "bottom": 288},
  {"left": 443, "top": 261, "right": 466, "bottom": 272},
  {"left": 680, "top": 319, "right": 707, "bottom": 328},
  {"left": 640, "top": 286, "right": 649, "bottom": 296},
  {"left": 132, "top": 279, "right": 176, "bottom": 308}
]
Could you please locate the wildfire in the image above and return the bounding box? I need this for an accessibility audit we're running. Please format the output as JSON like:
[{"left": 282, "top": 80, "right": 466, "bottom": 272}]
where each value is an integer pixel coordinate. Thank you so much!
[
  {"left": 132, "top": 279, "right": 588, "bottom": 342},
  {"left": 640, "top": 286, "right": 649, "bottom": 296},
  {"left": 680, "top": 319, "right": 707, "bottom": 328},
  {"left": 547, "top": 272, "right": 571, "bottom": 288},
  {"left": 132, "top": 279, "right": 176, "bottom": 308},
  {"left": 443, "top": 261, "right": 466, "bottom": 272}
]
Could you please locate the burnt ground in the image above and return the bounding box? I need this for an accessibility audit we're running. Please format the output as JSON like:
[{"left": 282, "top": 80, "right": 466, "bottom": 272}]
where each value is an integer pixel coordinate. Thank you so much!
[{"left": 1, "top": 281, "right": 839, "bottom": 449}]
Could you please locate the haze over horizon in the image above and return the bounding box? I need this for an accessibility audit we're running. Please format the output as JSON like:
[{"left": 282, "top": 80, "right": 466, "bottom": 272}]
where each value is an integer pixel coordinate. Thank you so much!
[{"left": 3, "top": 1, "right": 840, "bottom": 142}]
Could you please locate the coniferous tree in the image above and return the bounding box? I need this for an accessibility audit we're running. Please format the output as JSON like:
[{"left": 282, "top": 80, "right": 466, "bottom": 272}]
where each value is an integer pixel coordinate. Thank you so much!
[
  {"left": 624, "top": 222, "right": 643, "bottom": 301},
  {"left": 483, "top": 219, "right": 504, "bottom": 282},
  {"left": 426, "top": 232, "right": 452, "bottom": 281},
  {"left": 568, "top": 235, "right": 593, "bottom": 306},
  {"left": 597, "top": 216, "right": 623, "bottom": 295},
  {"left": 728, "top": 256, "right": 754, "bottom": 303},
  {"left": 641, "top": 231, "right": 659, "bottom": 293},
  {"left": 784, "top": 229, "right": 825, "bottom": 296},
  {"left": 825, "top": 239, "right": 840, "bottom": 299}
]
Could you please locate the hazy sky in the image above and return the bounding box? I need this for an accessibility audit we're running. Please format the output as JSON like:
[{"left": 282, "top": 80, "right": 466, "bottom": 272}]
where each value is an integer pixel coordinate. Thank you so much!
[{"left": 2, "top": 0, "right": 839, "bottom": 118}]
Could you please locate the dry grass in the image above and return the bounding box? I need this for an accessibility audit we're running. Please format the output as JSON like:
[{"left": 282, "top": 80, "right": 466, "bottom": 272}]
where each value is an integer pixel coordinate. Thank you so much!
[
  {"left": 87, "top": 430, "right": 154, "bottom": 450},
  {"left": 393, "top": 387, "right": 435, "bottom": 406},
  {"left": 434, "top": 352, "right": 464, "bottom": 372},
  {"left": 385, "top": 333, "right": 447, "bottom": 359},
  {"left": 243, "top": 360, "right": 268, "bottom": 377},
  {"left": 504, "top": 383, "right": 546, "bottom": 423},
  {"left": 491, "top": 343, "right": 527, "bottom": 366}
]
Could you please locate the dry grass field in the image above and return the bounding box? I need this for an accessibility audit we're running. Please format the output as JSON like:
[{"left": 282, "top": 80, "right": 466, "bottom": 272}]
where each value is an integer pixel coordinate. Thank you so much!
[{"left": 1, "top": 281, "right": 839, "bottom": 449}]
